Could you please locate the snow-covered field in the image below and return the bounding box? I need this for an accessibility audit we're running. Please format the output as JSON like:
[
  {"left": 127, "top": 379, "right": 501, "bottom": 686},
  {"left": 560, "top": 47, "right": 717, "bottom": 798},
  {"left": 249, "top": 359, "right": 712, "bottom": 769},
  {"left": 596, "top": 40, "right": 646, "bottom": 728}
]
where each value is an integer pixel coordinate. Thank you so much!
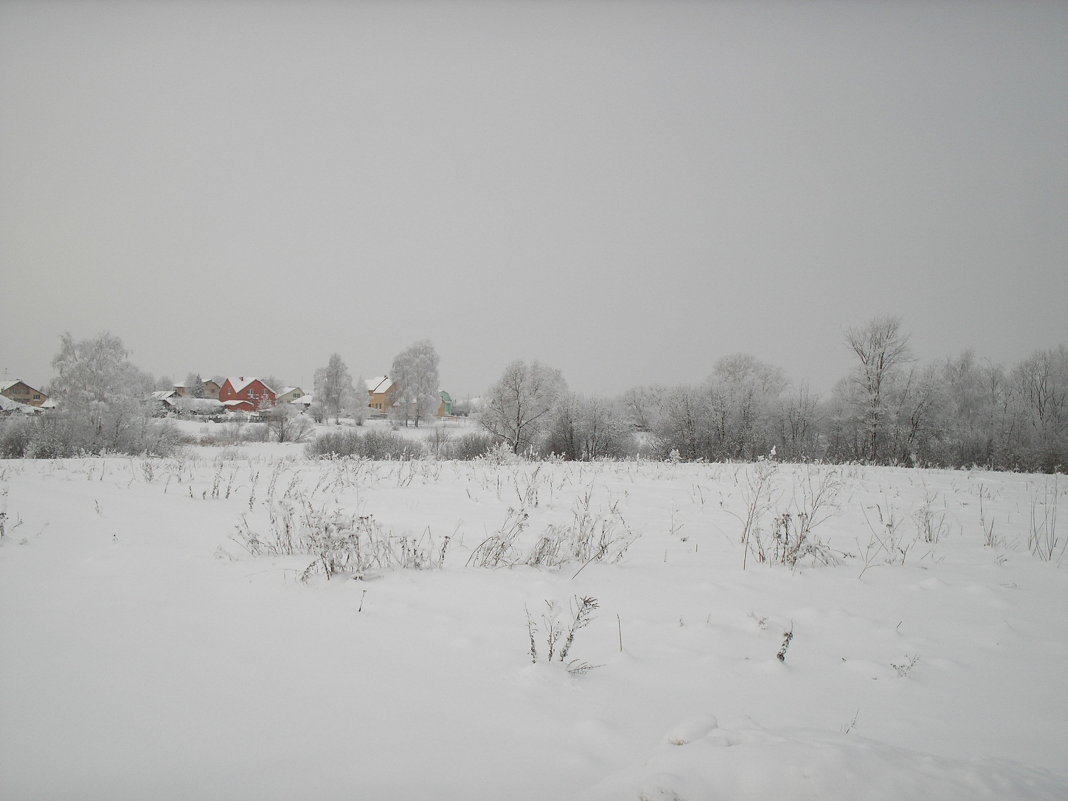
[{"left": 1, "top": 446, "right": 1066, "bottom": 800}]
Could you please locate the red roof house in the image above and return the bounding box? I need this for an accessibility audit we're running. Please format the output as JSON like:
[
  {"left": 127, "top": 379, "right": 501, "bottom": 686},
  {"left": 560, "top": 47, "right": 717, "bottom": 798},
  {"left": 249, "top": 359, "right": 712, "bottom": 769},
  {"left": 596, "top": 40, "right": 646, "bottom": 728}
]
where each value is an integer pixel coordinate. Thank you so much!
[{"left": 218, "top": 377, "right": 276, "bottom": 412}]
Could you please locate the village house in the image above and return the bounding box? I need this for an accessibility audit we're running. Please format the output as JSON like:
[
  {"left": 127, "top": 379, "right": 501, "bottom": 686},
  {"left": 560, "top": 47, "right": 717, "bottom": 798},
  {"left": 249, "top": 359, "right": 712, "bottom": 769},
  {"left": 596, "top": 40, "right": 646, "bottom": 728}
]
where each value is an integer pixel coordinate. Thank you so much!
[
  {"left": 150, "top": 390, "right": 180, "bottom": 416},
  {"left": 366, "top": 376, "right": 400, "bottom": 414},
  {"left": 218, "top": 377, "right": 276, "bottom": 412},
  {"left": 275, "top": 386, "right": 305, "bottom": 405},
  {"left": 437, "top": 390, "right": 454, "bottom": 418},
  {"left": 288, "top": 393, "right": 313, "bottom": 412},
  {"left": 174, "top": 377, "right": 222, "bottom": 400},
  {"left": 0, "top": 379, "right": 49, "bottom": 408}
]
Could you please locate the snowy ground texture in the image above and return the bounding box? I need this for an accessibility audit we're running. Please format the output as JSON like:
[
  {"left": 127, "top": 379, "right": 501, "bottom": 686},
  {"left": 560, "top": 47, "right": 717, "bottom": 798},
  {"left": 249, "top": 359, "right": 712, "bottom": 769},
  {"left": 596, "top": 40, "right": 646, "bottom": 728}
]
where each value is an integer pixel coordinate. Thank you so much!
[{"left": 2, "top": 440, "right": 1066, "bottom": 800}]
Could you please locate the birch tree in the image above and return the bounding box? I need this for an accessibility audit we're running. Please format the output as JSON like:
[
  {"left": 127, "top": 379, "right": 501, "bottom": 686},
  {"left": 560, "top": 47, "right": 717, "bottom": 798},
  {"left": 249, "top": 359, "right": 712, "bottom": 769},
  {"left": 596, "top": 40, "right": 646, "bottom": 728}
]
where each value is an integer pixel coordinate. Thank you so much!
[
  {"left": 480, "top": 360, "right": 566, "bottom": 454},
  {"left": 845, "top": 315, "right": 912, "bottom": 462},
  {"left": 313, "top": 354, "right": 356, "bottom": 424},
  {"left": 45, "top": 332, "right": 170, "bottom": 455},
  {"left": 391, "top": 340, "right": 440, "bottom": 427}
]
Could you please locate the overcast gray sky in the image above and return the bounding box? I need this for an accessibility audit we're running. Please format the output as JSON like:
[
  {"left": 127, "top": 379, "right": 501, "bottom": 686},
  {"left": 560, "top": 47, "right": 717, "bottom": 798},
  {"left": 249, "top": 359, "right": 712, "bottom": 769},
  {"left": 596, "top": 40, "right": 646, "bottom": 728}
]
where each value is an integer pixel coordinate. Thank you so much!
[{"left": 2, "top": 0, "right": 1065, "bottom": 398}]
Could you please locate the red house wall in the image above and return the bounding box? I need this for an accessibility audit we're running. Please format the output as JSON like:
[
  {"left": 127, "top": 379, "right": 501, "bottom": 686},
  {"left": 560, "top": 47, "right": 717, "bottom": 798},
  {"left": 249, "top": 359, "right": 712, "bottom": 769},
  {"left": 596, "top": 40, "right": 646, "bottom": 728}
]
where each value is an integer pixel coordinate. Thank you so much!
[{"left": 219, "top": 378, "right": 276, "bottom": 410}]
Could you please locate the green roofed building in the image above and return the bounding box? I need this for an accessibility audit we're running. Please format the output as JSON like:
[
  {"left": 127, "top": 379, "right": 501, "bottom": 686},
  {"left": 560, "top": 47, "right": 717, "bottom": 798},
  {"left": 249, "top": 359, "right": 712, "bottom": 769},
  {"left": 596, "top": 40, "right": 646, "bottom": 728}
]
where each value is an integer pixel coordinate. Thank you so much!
[{"left": 438, "top": 390, "right": 454, "bottom": 417}]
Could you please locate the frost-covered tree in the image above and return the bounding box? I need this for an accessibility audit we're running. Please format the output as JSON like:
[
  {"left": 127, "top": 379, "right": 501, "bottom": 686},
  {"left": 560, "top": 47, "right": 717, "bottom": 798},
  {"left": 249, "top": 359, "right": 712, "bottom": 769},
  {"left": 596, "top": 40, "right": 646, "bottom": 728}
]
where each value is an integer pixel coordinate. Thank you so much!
[
  {"left": 707, "top": 354, "right": 788, "bottom": 459},
  {"left": 351, "top": 375, "right": 368, "bottom": 426},
  {"left": 845, "top": 315, "right": 912, "bottom": 462},
  {"left": 654, "top": 385, "right": 711, "bottom": 461},
  {"left": 313, "top": 354, "right": 356, "bottom": 424},
  {"left": 262, "top": 402, "right": 314, "bottom": 443},
  {"left": 480, "top": 360, "right": 566, "bottom": 454},
  {"left": 184, "top": 372, "right": 206, "bottom": 399},
  {"left": 391, "top": 340, "right": 440, "bottom": 427},
  {"left": 545, "top": 393, "right": 631, "bottom": 460},
  {"left": 775, "top": 383, "right": 821, "bottom": 461},
  {"left": 44, "top": 332, "right": 173, "bottom": 455},
  {"left": 620, "top": 384, "right": 665, "bottom": 432},
  {"left": 891, "top": 363, "right": 945, "bottom": 465},
  {"left": 1009, "top": 346, "right": 1068, "bottom": 471}
]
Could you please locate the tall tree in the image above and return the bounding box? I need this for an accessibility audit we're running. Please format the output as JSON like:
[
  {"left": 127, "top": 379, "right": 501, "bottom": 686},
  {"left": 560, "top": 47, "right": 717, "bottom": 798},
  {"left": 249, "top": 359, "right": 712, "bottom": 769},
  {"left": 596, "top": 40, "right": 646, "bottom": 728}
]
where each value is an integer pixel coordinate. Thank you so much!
[
  {"left": 391, "top": 340, "right": 440, "bottom": 427},
  {"left": 313, "top": 354, "right": 356, "bottom": 424},
  {"left": 184, "top": 372, "right": 206, "bottom": 399},
  {"left": 46, "top": 331, "right": 161, "bottom": 455},
  {"left": 620, "top": 384, "right": 665, "bottom": 432},
  {"left": 845, "top": 315, "right": 912, "bottom": 462},
  {"left": 654, "top": 385, "right": 711, "bottom": 461},
  {"left": 776, "top": 383, "right": 821, "bottom": 461},
  {"left": 480, "top": 360, "right": 566, "bottom": 453},
  {"left": 708, "top": 354, "right": 788, "bottom": 459},
  {"left": 544, "top": 393, "right": 631, "bottom": 460},
  {"left": 1010, "top": 346, "right": 1068, "bottom": 470}
]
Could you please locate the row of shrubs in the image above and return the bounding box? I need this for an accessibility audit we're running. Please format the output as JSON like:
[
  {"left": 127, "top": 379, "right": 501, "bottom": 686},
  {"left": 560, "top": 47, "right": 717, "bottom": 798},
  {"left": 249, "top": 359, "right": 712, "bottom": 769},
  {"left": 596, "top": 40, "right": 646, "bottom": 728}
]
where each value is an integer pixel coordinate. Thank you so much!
[
  {"left": 0, "top": 413, "right": 180, "bottom": 458},
  {"left": 305, "top": 428, "right": 497, "bottom": 461},
  {"left": 0, "top": 412, "right": 501, "bottom": 461}
]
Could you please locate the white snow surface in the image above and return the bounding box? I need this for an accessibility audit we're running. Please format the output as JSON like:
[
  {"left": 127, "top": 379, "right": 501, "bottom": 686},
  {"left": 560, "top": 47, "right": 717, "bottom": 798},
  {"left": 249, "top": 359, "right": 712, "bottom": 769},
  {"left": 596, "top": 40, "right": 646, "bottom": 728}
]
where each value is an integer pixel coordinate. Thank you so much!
[
  {"left": 1, "top": 452, "right": 1066, "bottom": 800},
  {"left": 0, "top": 394, "right": 26, "bottom": 411}
]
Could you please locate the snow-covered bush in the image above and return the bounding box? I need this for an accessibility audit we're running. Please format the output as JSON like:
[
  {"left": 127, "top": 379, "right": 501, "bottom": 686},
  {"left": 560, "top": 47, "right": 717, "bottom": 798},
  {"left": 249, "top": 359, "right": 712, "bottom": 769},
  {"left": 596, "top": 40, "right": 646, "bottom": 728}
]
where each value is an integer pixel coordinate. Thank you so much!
[
  {"left": 29, "top": 332, "right": 180, "bottom": 457},
  {"left": 443, "top": 431, "right": 495, "bottom": 460},
  {"left": 233, "top": 501, "right": 448, "bottom": 580},
  {"left": 528, "top": 492, "right": 636, "bottom": 570},
  {"left": 262, "top": 404, "right": 314, "bottom": 443},
  {"left": 1, "top": 410, "right": 179, "bottom": 458},
  {"left": 525, "top": 595, "right": 600, "bottom": 675},
  {"left": 541, "top": 393, "right": 633, "bottom": 461},
  {"left": 0, "top": 415, "right": 34, "bottom": 458},
  {"left": 306, "top": 428, "right": 423, "bottom": 460}
]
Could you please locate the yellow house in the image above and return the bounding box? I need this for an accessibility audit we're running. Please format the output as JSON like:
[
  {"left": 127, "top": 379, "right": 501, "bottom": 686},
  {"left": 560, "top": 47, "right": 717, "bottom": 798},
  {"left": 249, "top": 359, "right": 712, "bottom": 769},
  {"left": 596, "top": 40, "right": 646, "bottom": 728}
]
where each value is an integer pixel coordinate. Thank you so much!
[{"left": 366, "top": 376, "right": 400, "bottom": 413}]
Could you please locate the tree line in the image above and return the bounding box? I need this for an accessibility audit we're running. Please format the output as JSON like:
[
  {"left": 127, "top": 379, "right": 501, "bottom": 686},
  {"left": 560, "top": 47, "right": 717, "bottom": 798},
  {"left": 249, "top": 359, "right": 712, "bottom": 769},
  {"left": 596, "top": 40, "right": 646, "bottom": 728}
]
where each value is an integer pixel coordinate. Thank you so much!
[
  {"left": 1, "top": 319, "right": 1065, "bottom": 472},
  {"left": 480, "top": 316, "right": 1067, "bottom": 473}
]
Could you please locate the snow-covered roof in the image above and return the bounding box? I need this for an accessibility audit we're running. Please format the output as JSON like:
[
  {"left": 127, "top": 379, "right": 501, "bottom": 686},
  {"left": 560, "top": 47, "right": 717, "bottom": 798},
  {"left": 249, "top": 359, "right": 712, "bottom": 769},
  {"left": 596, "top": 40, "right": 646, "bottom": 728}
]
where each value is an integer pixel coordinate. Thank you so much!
[
  {"left": 1, "top": 378, "right": 25, "bottom": 392},
  {"left": 0, "top": 394, "right": 40, "bottom": 414},
  {"left": 222, "top": 399, "right": 250, "bottom": 408},
  {"left": 224, "top": 377, "right": 275, "bottom": 394},
  {"left": 151, "top": 390, "right": 178, "bottom": 401},
  {"left": 366, "top": 376, "right": 394, "bottom": 394},
  {"left": 289, "top": 393, "right": 313, "bottom": 406},
  {"left": 176, "top": 397, "right": 223, "bottom": 412}
]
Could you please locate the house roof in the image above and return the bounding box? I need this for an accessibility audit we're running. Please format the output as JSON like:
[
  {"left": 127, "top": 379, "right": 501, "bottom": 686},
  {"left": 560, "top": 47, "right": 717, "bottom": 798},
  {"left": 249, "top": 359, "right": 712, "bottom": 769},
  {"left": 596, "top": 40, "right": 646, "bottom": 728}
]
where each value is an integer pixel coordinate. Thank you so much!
[
  {"left": 177, "top": 397, "right": 223, "bottom": 411},
  {"left": 0, "top": 394, "right": 40, "bottom": 414},
  {"left": 366, "top": 376, "right": 394, "bottom": 394},
  {"left": 151, "top": 390, "right": 178, "bottom": 401},
  {"left": 224, "top": 377, "right": 275, "bottom": 394},
  {"left": 177, "top": 376, "right": 219, "bottom": 388}
]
